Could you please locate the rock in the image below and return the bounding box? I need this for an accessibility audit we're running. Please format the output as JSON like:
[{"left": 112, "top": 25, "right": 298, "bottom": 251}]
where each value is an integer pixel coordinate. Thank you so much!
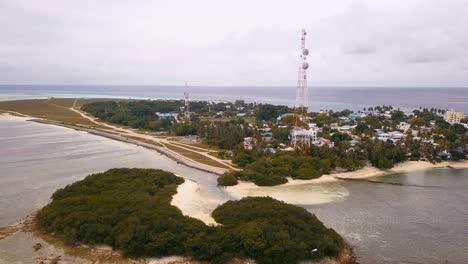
[
  {"left": 33, "top": 243, "right": 42, "bottom": 251},
  {"left": 35, "top": 255, "right": 61, "bottom": 264}
]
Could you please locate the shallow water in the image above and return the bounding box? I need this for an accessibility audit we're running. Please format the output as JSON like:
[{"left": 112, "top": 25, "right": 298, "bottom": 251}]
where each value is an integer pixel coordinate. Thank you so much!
[
  {"left": 225, "top": 180, "right": 349, "bottom": 205},
  {"left": 0, "top": 116, "right": 229, "bottom": 227},
  {"left": 1, "top": 117, "right": 467, "bottom": 264},
  {"left": 306, "top": 169, "right": 468, "bottom": 264}
]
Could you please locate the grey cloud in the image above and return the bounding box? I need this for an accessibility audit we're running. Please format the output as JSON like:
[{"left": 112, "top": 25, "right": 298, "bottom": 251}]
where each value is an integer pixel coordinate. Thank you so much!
[
  {"left": 0, "top": 0, "right": 467, "bottom": 87},
  {"left": 343, "top": 45, "right": 377, "bottom": 55},
  {"left": 406, "top": 55, "right": 451, "bottom": 64}
]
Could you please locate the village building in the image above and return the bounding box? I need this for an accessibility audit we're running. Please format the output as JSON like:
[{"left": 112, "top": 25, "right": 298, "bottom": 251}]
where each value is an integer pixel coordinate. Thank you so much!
[
  {"left": 444, "top": 110, "right": 466, "bottom": 124},
  {"left": 243, "top": 137, "right": 257, "bottom": 150}
]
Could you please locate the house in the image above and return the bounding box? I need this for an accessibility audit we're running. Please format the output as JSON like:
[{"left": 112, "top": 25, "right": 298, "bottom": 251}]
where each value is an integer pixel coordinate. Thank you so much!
[
  {"left": 376, "top": 131, "right": 405, "bottom": 142},
  {"left": 339, "top": 116, "right": 350, "bottom": 123},
  {"left": 264, "top": 148, "right": 276, "bottom": 154},
  {"left": 261, "top": 131, "right": 273, "bottom": 142},
  {"left": 420, "top": 126, "right": 432, "bottom": 133},
  {"left": 388, "top": 131, "right": 405, "bottom": 141},
  {"left": 376, "top": 132, "right": 391, "bottom": 142},
  {"left": 155, "top": 112, "right": 176, "bottom": 119},
  {"left": 349, "top": 139, "right": 360, "bottom": 147},
  {"left": 243, "top": 137, "right": 257, "bottom": 150},
  {"left": 444, "top": 110, "right": 466, "bottom": 124},
  {"left": 312, "top": 137, "right": 334, "bottom": 147},
  {"left": 330, "top": 123, "right": 339, "bottom": 129},
  {"left": 337, "top": 125, "right": 356, "bottom": 133},
  {"left": 438, "top": 150, "right": 451, "bottom": 160},
  {"left": 397, "top": 122, "right": 411, "bottom": 132},
  {"left": 291, "top": 127, "right": 317, "bottom": 146},
  {"left": 348, "top": 113, "right": 366, "bottom": 120}
]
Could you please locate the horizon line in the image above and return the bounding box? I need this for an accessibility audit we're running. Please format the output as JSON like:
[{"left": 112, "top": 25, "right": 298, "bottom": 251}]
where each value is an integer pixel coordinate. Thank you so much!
[{"left": 1, "top": 84, "right": 467, "bottom": 89}]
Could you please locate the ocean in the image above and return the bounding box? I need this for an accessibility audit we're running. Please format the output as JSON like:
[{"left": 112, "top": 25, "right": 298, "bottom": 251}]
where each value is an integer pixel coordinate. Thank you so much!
[{"left": 1, "top": 85, "right": 467, "bottom": 112}]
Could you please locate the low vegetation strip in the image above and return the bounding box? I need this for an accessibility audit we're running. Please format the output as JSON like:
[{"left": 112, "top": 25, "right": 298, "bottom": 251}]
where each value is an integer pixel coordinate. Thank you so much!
[
  {"left": 169, "top": 141, "right": 212, "bottom": 152},
  {"left": 0, "top": 99, "right": 98, "bottom": 127},
  {"left": 163, "top": 143, "right": 232, "bottom": 169},
  {"left": 36, "top": 168, "right": 346, "bottom": 264}
]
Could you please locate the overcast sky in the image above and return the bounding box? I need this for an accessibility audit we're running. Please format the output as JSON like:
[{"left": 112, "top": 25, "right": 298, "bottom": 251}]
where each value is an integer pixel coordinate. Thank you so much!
[{"left": 1, "top": 0, "right": 467, "bottom": 87}]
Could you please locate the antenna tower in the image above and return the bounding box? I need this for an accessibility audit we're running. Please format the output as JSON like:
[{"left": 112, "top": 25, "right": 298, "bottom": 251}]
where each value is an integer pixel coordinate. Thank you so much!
[
  {"left": 295, "top": 29, "right": 309, "bottom": 127},
  {"left": 184, "top": 82, "right": 190, "bottom": 123}
]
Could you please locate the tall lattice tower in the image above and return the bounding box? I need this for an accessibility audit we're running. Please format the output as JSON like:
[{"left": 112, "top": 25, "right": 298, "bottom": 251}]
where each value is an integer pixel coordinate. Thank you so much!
[
  {"left": 291, "top": 29, "right": 316, "bottom": 147},
  {"left": 184, "top": 82, "right": 190, "bottom": 123},
  {"left": 295, "top": 29, "right": 309, "bottom": 127}
]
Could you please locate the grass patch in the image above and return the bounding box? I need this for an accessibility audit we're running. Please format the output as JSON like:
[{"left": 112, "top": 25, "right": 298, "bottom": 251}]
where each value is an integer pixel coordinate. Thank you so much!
[
  {"left": 125, "top": 135, "right": 163, "bottom": 147},
  {"left": 0, "top": 99, "right": 98, "bottom": 127},
  {"left": 163, "top": 143, "right": 231, "bottom": 169},
  {"left": 169, "top": 141, "right": 211, "bottom": 152},
  {"left": 189, "top": 142, "right": 222, "bottom": 151},
  {"left": 208, "top": 151, "right": 232, "bottom": 160}
]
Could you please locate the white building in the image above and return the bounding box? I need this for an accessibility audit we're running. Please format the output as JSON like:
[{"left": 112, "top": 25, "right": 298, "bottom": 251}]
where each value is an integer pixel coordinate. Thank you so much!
[
  {"left": 291, "top": 127, "right": 317, "bottom": 146},
  {"left": 397, "top": 122, "right": 411, "bottom": 132},
  {"left": 243, "top": 137, "right": 257, "bottom": 150},
  {"left": 376, "top": 131, "right": 406, "bottom": 142},
  {"left": 337, "top": 125, "right": 356, "bottom": 133},
  {"left": 444, "top": 110, "right": 466, "bottom": 124},
  {"left": 312, "top": 137, "right": 334, "bottom": 147}
]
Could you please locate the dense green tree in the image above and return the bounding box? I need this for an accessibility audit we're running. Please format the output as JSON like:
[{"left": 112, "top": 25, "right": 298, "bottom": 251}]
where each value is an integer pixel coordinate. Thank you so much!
[
  {"left": 255, "top": 104, "right": 290, "bottom": 121},
  {"left": 452, "top": 123, "right": 466, "bottom": 134},
  {"left": 391, "top": 111, "right": 405, "bottom": 122},
  {"left": 217, "top": 174, "right": 239, "bottom": 186},
  {"left": 37, "top": 169, "right": 344, "bottom": 264}
]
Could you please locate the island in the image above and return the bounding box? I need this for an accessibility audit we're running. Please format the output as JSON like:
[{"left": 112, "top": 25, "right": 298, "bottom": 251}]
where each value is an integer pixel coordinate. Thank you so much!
[
  {"left": 36, "top": 168, "right": 354, "bottom": 264},
  {"left": 1, "top": 98, "right": 466, "bottom": 188}
]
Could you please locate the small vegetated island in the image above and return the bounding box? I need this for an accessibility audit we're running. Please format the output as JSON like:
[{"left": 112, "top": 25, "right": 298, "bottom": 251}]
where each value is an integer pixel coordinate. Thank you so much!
[{"left": 37, "top": 168, "right": 346, "bottom": 264}]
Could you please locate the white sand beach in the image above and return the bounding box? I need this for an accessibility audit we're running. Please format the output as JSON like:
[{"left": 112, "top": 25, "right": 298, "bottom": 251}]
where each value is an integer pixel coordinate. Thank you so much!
[
  {"left": 170, "top": 177, "right": 220, "bottom": 226},
  {"left": 222, "top": 160, "right": 468, "bottom": 205}
]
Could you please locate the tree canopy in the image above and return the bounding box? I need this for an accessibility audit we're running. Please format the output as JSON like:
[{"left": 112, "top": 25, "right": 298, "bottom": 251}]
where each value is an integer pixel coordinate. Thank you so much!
[{"left": 37, "top": 168, "right": 344, "bottom": 264}]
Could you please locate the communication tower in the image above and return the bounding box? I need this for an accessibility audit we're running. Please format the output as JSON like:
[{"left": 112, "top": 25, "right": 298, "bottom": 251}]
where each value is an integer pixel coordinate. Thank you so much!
[
  {"left": 295, "top": 29, "right": 309, "bottom": 126},
  {"left": 291, "top": 29, "right": 316, "bottom": 146},
  {"left": 184, "top": 82, "right": 190, "bottom": 123}
]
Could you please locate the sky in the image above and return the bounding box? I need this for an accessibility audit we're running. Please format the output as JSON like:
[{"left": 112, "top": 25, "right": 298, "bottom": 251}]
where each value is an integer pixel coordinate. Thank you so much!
[{"left": 1, "top": 0, "right": 468, "bottom": 87}]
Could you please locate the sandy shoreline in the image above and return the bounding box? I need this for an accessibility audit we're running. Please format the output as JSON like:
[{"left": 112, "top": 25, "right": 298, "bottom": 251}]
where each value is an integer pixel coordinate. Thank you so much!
[
  {"left": 170, "top": 176, "right": 220, "bottom": 225},
  {"left": 0, "top": 112, "right": 30, "bottom": 120},
  {"left": 224, "top": 160, "right": 468, "bottom": 197}
]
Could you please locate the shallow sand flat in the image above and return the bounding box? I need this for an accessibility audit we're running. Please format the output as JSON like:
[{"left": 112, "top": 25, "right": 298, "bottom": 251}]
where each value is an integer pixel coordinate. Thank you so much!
[
  {"left": 0, "top": 232, "right": 92, "bottom": 264},
  {"left": 222, "top": 161, "right": 468, "bottom": 206},
  {"left": 333, "top": 161, "right": 468, "bottom": 180},
  {"left": 0, "top": 112, "right": 31, "bottom": 120},
  {"left": 171, "top": 177, "right": 221, "bottom": 225},
  {"left": 223, "top": 179, "right": 349, "bottom": 205}
]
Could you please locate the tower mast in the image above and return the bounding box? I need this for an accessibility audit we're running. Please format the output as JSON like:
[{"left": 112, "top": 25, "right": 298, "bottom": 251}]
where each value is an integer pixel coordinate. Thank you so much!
[
  {"left": 184, "top": 82, "right": 190, "bottom": 123},
  {"left": 295, "top": 29, "right": 309, "bottom": 127},
  {"left": 291, "top": 29, "right": 316, "bottom": 147}
]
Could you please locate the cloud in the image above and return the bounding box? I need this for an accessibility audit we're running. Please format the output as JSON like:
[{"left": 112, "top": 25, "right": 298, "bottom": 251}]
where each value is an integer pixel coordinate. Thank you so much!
[
  {"left": 0, "top": 0, "right": 467, "bottom": 87},
  {"left": 406, "top": 55, "right": 451, "bottom": 64},
  {"left": 343, "top": 45, "right": 377, "bottom": 55}
]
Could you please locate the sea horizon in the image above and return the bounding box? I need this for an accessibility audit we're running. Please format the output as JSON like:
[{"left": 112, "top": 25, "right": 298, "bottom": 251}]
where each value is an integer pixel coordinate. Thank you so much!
[{"left": 1, "top": 84, "right": 467, "bottom": 112}]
